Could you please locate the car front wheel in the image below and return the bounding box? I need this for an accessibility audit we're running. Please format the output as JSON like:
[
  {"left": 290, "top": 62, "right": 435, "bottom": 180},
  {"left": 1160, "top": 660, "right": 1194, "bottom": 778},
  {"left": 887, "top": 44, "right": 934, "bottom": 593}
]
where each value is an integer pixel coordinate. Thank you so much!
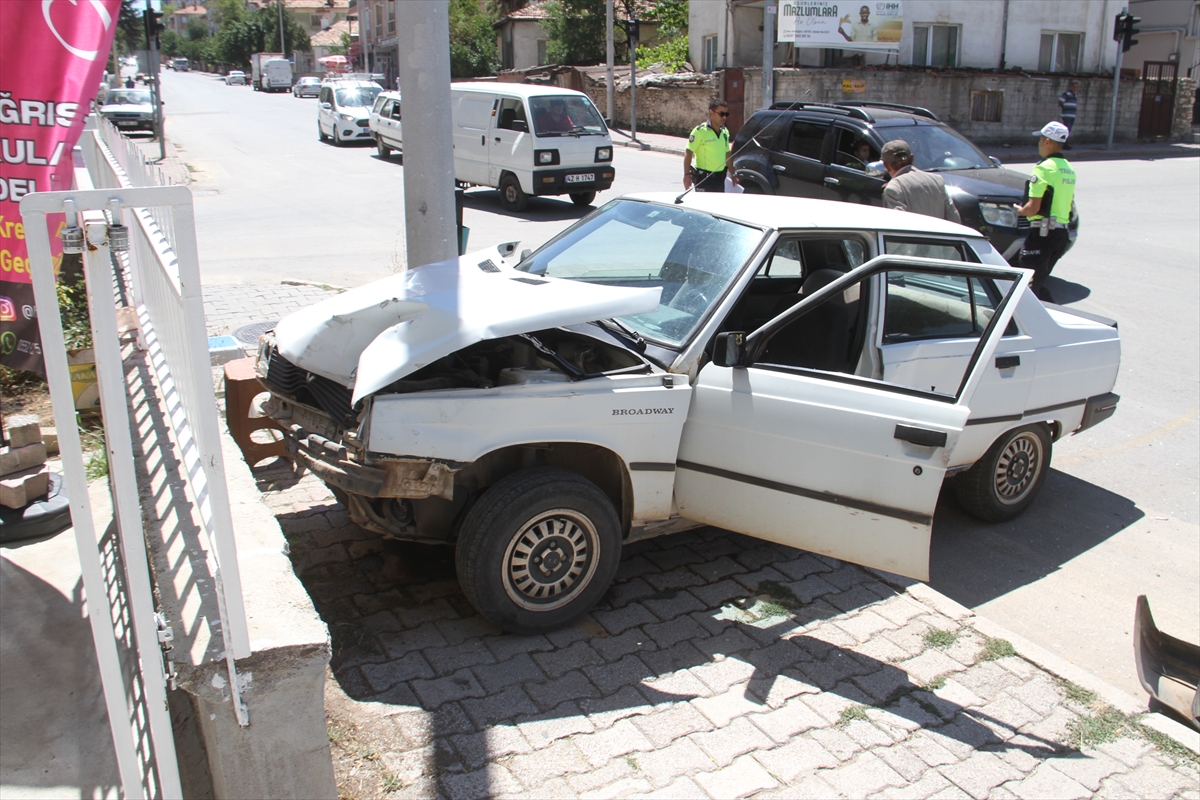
[
  {"left": 499, "top": 173, "right": 528, "bottom": 212},
  {"left": 377, "top": 137, "right": 391, "bottom": 158},
  {"left": 318, "top": 122, "right": 327, "bottom": 142},
  {"left": 455, "top": 467, "right": 622, "bottom": 634},
  {"left": 955, "top": 424, "right": 1052, "bottom": 522},
  {"left": 569, "top": 191, "right": 596, "bottom": 206}
]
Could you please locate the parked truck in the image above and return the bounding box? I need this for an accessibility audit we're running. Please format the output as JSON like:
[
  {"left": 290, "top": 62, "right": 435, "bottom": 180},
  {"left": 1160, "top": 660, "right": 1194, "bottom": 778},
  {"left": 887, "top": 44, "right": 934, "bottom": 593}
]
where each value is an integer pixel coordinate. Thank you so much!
[{"left": 250, "top": 53, "right": 292, "bottom": 92}]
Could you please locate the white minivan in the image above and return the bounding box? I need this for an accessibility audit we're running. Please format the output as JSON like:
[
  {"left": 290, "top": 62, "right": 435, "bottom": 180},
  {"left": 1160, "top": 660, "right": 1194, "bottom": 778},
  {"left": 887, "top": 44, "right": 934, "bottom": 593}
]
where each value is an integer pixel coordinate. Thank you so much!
[
  {"left": 451, "top": 83, "right": 615, "bottom": 210},
  {"left": 318, "top": 78, "right": 382, "bottom": 146}
]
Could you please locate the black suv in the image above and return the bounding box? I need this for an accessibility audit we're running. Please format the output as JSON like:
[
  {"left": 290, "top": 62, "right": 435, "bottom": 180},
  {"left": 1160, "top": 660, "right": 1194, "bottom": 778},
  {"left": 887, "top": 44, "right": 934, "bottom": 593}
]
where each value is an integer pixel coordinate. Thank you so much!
[{"left": 731, "top": 102, "right": 1076, "bottom": 264}]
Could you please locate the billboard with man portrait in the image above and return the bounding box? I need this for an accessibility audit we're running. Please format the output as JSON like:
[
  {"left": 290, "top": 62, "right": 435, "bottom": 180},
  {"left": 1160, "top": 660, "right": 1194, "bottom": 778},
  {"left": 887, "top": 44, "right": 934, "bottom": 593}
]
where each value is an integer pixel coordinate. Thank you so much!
[{"left": 778, "top": 1, "right": 903, "bottom": 51}]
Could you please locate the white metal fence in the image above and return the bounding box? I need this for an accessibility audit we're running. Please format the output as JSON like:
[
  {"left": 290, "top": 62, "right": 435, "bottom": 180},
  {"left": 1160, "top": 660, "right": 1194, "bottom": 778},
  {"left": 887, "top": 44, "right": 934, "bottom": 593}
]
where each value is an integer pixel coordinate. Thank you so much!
[{"left": 19, "top": 120, "right": 252, "bottom": 797}]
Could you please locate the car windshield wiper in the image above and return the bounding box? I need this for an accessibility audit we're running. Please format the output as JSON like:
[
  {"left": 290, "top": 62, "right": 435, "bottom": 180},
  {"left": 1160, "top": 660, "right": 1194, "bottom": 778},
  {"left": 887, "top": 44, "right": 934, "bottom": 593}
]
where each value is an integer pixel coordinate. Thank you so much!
[{"left": 591, "top": 318, "right": 646, "bottom": 353}]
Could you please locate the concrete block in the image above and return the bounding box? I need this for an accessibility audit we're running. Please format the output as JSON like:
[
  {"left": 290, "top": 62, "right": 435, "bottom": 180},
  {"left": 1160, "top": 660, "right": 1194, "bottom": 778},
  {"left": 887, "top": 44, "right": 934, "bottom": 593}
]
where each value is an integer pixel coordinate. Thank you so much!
[
  {"left": 208, "top": 335, "right": 245, "bottom": 366},
  {"left": 0, "top": 465, "right": 50, "bottom": 508},
  {"left": 4, "top": 416, "right": 42, "bottom": 448},
  {"left": 39, "top": 428, "right": 59, "bottom": 456},
  {"left": 0, "top": 442, "right": 48, "bottom": 477}
]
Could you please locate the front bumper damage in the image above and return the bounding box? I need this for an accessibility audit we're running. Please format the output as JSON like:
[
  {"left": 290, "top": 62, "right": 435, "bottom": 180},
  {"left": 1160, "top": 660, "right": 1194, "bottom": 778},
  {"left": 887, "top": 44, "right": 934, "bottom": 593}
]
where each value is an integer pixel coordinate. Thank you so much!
[{"left": 1134, "top": 595, "right": 1200, "bottom": 729}]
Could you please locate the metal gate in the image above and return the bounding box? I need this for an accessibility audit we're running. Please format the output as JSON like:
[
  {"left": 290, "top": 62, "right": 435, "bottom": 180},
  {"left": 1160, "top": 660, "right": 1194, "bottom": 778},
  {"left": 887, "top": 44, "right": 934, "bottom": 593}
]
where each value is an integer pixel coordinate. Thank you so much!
[{"left": 1138, "top": 61, "right": 1178, "bottom": 139}]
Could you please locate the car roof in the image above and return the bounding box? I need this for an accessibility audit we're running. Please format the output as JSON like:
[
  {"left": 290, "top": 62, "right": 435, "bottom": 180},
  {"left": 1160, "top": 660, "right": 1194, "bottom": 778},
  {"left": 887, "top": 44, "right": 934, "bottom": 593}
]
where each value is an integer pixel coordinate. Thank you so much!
[
  {"left": 450, "top": 82, "right": 592, "bottom": 100},
  {"left": 622, "top": 192, "right": 988, "bottom": 239},
  {"left": 375, "top": 91, "right": 401, "bottom": 101}
]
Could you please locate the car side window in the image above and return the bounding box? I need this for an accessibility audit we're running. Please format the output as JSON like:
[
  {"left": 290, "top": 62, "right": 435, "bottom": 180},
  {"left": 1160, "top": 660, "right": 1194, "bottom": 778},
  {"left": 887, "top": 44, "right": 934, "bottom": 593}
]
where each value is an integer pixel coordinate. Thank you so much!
[
  {"left": 882, "top": 271, "right": 996, "bottom": 343},
  {"left": 883, "top": 237, "right": 972, "bottom": 261},
  {"left": 496, "top": 98, "right": 527, "bottom": 131},
  {"left": 832, "top": 128, "right": 878, "bottom": 171},
  {"left": 785, "top": 122, "right": 827, "bottom": 161},
  {"left": 391, "top": 102, "right": 402, "bottom": 120},
  {"left": 764, "top": 240, "right": 802, "bottom": 277},
  {"left": 755, "top": 274, "right": 870, "bottom": 374}
]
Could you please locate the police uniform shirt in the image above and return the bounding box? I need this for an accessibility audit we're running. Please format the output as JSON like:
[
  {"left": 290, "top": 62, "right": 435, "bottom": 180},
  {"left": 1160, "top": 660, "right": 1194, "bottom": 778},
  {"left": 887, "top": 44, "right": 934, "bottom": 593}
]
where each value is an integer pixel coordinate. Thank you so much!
[
  {"left": 687, "top": 122, "right": 730, "bottom": 172},
  {"left": 1027, "top": 155, "right": 1076, "bottom": 223}
]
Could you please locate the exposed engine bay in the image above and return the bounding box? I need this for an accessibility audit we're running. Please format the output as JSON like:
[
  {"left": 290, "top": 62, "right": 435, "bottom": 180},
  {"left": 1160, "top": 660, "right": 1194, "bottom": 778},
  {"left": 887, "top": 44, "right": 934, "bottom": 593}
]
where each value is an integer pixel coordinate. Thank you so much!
[{"left": 258, "top": 326, "right": 651, "bottom": 542}]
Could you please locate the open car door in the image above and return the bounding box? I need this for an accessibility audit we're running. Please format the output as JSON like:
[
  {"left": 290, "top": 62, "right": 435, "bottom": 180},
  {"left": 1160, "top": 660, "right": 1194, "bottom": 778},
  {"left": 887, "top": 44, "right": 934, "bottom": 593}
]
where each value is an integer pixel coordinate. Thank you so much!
[{"left": 675, "top": 256, "right": 1030, "bottom": 580}]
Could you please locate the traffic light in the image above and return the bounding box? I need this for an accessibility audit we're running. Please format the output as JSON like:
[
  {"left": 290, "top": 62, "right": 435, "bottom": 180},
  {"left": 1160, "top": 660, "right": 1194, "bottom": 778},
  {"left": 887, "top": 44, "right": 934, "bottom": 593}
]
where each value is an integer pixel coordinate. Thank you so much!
[
  {"left": 1113, "top": 12, "right": 1141, "bottom": 52},
  {"left": 144, "top": 7, "right": 164, "bottom": 49}
]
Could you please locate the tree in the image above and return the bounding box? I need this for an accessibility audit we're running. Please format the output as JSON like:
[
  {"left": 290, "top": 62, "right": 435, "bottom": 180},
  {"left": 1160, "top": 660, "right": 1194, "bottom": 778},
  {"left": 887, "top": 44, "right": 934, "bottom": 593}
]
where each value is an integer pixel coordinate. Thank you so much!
[
  {"left": 542, "top": 0, "right": 607, "bottom": 65},
  {"left": 449, "top": 0, "right": 498, "bottom": 78},
  {"left": 637, "top": 0, "right": 689, "bottom": 72},
  {"left": 259, "top": 1, "right": 311, "bottom": 57}
]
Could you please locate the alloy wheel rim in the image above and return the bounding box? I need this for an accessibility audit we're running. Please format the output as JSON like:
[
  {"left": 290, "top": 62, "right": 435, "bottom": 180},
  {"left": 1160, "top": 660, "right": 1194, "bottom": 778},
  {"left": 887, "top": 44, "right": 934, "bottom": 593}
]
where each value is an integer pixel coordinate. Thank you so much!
[
  {"left": 992, "top": 432, "right": 1043, "bottom": 504},
  {"left": 502, "top": 509, "right": 599, "bottom": 611}
]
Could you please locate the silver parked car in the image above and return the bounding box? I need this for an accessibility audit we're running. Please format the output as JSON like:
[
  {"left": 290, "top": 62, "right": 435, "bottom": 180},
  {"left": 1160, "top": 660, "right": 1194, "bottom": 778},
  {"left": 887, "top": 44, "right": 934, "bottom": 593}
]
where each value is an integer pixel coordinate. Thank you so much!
[
  {"left": 293, "top": 76, "right": 321, "bottom": 98},
  {"left": 225, "top": 70, "right": 247, "bottom": 86}
]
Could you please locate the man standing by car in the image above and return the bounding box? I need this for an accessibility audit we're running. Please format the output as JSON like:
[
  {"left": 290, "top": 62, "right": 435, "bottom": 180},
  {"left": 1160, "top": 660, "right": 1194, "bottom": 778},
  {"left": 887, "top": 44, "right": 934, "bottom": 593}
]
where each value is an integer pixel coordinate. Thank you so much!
[
  {"left": 1015, "top": 122, "right": 1076, "bottom": 302},
  {"left": 880, "top": 140, "right": 961, "bottom": 222},
  {"left": 684, "top": 101, "right": 737, "bottom": 192}
]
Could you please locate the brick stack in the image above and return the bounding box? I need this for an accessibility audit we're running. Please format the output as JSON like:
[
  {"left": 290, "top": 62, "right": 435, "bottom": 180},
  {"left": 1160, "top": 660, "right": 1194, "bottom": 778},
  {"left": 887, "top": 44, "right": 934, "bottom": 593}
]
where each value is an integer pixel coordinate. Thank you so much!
[{"left": 1, "top": 416, "right": 50, "bottom": 509}]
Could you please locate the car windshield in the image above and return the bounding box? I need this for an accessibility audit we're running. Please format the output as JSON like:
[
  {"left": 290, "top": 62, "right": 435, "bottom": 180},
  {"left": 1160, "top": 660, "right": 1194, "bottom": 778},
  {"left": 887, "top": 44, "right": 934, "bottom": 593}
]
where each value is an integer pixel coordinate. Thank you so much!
[
  {"left": 336, "top": 86, "right": 381, "bottom": 107},
  {"left": 529, "top": 95, "right": 607, "bottom": 136},
  {"left": 105, "top": 90, "right": 151, "bottom": 105},
  {"left": 887, "top": 125, "right": 993, "bottom": 171},
  {"left": 515, "top": 200, "right": 764, "bottom": 347}
]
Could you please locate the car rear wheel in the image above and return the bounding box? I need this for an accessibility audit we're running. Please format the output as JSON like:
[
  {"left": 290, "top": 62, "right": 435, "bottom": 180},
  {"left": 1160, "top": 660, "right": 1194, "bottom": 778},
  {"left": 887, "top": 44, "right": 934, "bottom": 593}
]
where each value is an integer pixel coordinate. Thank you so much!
[
  {"left": 955, "top": 424, "right": 1052, "bottom": 522},
  {"left": 499, "top": 173, "right": 529, "bottom": 212},
  {"left": 377, "top": 137, "right": 391, "bottom": 159},
  {"left": 455, "top": 467, "right": 621, "bottom": 634},
  {"left": 569, "top": 191, "right": 596, "bottom": 206}
]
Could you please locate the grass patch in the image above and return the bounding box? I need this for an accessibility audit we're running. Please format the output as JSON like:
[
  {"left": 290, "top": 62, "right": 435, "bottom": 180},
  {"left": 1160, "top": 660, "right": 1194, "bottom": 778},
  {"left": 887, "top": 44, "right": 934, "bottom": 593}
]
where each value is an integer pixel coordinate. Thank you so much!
[
  {"left": 756, "top": 580, "right": 800, "bottom": 609},
  {"left": 923, "top": 629, "right": 958, "bottom": 649},
  {"left": 836, "top": 704, "right": 870, "bottom": 727},
  {"left": 80, "top": 428, "right": 108, "bottom": 481},
  {"left": 922, "top": 674, "right": 948, "bottom": 691},
  {"left": 625, "top": 755, "right": 640, "bottom": 771},
  {"left": 1066, "top": 705, "right": 1134, "bottom": 749},
  {"left": 1137, "top": 720, "right": 1200, "bottom": 766},
  {"left": 1061, "top": 680, "right": 1099, "bottom": 706},
  {"left": 380, "top": 770, "right": 402, "bottom": 793},
  {"left": 977, "top": 636, "right": 1016, "bottom": 662}
]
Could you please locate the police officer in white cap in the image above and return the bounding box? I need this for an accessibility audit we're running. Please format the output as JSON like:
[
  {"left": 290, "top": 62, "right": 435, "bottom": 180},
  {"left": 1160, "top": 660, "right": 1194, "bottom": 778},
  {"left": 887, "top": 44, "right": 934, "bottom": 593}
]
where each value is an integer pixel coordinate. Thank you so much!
[{"left": 1014, "top": 122, "right": 1076, "bottom": 301}]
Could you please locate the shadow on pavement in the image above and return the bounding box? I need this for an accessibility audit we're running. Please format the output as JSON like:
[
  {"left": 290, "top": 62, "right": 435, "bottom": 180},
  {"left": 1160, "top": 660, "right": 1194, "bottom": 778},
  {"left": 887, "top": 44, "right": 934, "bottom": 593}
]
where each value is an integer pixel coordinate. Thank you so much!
[
  {"left": 256, "top": 452, "right": 1093, "bottom": 798},
  {"left": 930, "top": 468, "right": 1143, "bottom": 608},
  {"left": 461, "top": 190, "right": 594, "bottom": 222},
  {"left": 0, "top": 557, "right": 122, "bottom": 797},
  {"left": 1042, "top": 277, "right": 1091, "bottom": 304}
]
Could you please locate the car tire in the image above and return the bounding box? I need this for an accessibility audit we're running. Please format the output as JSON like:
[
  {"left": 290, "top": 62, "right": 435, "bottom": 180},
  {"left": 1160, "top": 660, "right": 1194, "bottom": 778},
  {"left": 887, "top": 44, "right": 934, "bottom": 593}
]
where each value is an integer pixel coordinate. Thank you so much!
[
  {"left": 569, "top": 191, "right": 596, "bottom": 206},
  {"left": 455, "top": 467, "right": 622, "bottom": 634},
  {"left": 377, "top": 137, "right": 391, "bottom": 159},
  {"left": 955, "top": 424, "right": 1052, "bottom": 522},
  {"left": 318, "top": 123, "right": 327, "bottom": 142},
  {"left": 741, "top": 183, "right": 763, "bottom": 194},
  {"left": 332, "top": 126, "right": 344, "bottom": 147},
  {"left": 499, "top": 173, "right": 529, "bottom": 212}
]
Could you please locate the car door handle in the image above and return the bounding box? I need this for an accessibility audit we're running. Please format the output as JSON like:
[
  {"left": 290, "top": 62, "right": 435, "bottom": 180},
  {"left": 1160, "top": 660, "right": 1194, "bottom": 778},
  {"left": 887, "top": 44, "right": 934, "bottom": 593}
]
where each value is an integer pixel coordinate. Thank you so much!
[
  {"left": 480, "top": 135, "right": 485, "bottom": 145},
  {"left": 894, "top": 425, "right": 948, "bottom": 448},
  {"left": 773, "top": 164, "right": 786, "bottom": 172},
  {"left": 495, "top": 137, "right": 501, "bottom": 143},
  {"left": 824, "top": 177, "right": 840, "bottom": 186},
  {"left": 995, "top": 355, "right": 1021, "bottom": 369}
]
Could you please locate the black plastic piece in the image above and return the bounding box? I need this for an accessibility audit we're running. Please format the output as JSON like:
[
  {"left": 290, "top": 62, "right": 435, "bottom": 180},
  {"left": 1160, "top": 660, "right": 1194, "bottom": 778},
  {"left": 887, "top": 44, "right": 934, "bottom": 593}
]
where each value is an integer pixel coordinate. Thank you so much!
[
  {"left": 894, "top": 425, "right": 948, "bottom": 448},
  {"left": 0, "top": 472, "right": 72, "bottom": 549},
  {"left": 995, "top": 355, "right": 1021, "bottom": 369}
]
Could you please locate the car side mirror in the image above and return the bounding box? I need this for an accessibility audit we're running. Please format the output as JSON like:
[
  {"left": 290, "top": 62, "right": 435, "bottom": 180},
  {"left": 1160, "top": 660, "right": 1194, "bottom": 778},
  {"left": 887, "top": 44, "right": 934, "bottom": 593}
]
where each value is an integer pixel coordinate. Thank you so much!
[
  {"left": 712, "top": 332, "right": 747, "bottom": 368},
  {"left": 511, "top": 119, "right": 528, "bottom": 133},
  {"left": 321, "top": 102, "right": 332, "bottom": 110},
  {"left": 989, "top": 156, "right": 1002, "bottom": 167}
]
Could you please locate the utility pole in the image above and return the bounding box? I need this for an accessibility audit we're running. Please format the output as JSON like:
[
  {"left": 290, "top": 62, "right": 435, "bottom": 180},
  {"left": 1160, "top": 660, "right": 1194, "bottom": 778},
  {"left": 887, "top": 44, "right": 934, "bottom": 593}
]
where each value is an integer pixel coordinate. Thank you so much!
[
  {"left": 606, "top": 0, "right": 614, "bottom": 124},
  {"left": 144, "top": 0, "right": 165, "bottom": 161},
  {"left": 395, "top": 1, "right": 457, "bottom": 268},
  {"left": 278, "top": 0, "right": 287, "bottom": 56},
  {"left": 762, "top": 1, "right": 776, "bottom": 109},
  {"left": 629, "top": 14, "right": 639, "bottom": 143}
]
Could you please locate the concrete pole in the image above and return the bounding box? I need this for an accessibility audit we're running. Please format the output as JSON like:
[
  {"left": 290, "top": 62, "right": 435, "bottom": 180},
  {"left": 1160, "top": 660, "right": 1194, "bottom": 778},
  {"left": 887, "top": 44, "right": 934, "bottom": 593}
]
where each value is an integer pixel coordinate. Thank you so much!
[
  {"left": 606, "top": 0, "right": 614, "bottom": 124},
  {"left": 630, "top": 19, "right": 638, "bottom": 142},
  {"left": 762, "top": 1, "right": 775, "bottom": 109},
  {"left": 395, "top": 1, "right": 458, "bottom": 267}
]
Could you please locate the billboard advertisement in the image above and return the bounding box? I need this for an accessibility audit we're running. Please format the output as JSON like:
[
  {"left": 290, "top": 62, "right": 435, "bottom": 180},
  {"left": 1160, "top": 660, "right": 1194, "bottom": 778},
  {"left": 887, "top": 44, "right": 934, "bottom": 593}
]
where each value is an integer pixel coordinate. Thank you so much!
[
  {"left": 778, "top": 1, "right": 903, "bottom": 51},
  {"left": 0, "top": 0, "right": 122, "bottom": 373}
]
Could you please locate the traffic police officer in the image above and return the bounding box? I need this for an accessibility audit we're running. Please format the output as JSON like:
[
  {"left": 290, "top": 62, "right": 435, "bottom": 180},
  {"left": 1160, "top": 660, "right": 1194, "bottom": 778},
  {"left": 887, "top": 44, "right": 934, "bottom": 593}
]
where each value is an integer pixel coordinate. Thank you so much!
[
  {"left": 684, "top": 100, "right": 738, "bottom": 192},
  {"left": 1015, "top": 121, "right": 1076, "bottom": 302}
]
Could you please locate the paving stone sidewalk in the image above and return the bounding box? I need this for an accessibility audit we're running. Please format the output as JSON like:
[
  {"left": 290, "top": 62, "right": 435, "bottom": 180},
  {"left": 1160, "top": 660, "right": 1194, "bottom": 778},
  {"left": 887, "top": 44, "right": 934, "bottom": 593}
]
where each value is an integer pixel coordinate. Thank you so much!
[{"left": 247, "top": 460, "right": 1199, "bottom": 800}]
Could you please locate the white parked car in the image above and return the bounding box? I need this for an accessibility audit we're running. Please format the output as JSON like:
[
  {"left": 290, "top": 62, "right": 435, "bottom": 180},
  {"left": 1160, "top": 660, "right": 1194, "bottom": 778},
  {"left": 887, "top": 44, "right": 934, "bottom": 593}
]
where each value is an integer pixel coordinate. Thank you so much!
[
  {"left": 368, "top": 90, "right": 402, "bottom": 159},
  {"left": 254, "top": 194, "right": 1121, "bottom": 633},
  {"left": 225, "top": 70, "right": 247, "bottom": 86},
  {"left": 317, "top": 78, "right": 381, "bottom": 146},
  {"left": 293, "top": 76, "right": 321, "bottom": 98},
  {"left": 98, "top": 88, "right": 154, "bottom": 132}
]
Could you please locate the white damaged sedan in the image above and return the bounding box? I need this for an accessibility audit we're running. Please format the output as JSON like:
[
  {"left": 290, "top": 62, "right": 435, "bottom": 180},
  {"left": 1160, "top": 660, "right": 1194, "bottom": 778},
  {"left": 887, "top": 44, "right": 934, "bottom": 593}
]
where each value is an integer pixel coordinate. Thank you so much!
[{"left": 254, "top": 194, "right": 1120, "bottom": 633}]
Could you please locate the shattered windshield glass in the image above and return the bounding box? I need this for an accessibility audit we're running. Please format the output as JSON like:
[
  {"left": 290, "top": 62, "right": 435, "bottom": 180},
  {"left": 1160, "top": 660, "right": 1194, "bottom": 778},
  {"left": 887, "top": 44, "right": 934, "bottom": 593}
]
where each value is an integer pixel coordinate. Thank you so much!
[{"left": 516, "top": 200, "right": 764, "bottom": 347}]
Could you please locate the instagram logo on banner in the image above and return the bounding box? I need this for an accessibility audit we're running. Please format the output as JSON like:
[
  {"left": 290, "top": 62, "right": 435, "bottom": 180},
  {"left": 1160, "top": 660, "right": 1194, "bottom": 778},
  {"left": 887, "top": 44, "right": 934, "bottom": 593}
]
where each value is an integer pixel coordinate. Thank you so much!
[{"left": 0, "top": 297, "right": 16, "bottom": 322}]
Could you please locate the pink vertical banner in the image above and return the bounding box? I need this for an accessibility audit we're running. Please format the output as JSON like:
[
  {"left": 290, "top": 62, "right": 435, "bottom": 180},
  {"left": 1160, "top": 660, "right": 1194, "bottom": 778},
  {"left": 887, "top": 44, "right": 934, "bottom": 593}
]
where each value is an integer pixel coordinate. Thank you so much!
[{"left": 0, "top": 0, "right": 122, "bottom": 373}]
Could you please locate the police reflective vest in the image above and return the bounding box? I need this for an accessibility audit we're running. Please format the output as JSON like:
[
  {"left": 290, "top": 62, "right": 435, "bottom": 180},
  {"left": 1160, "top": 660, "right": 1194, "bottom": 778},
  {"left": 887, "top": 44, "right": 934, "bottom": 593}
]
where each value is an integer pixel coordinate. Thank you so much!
[
  {"left": 1027, "top": 155, "right": 1076, "bottom": 224},
  {"left": 687, "top": 122, "right": 731, "bottom": 172}
]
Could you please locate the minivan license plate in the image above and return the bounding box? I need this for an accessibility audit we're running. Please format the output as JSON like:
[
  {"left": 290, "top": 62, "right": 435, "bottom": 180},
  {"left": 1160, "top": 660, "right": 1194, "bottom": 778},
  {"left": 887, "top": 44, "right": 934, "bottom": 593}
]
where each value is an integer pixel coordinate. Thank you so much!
[{"left": 565, "top": 173, "right": 594, "bottom": 184}]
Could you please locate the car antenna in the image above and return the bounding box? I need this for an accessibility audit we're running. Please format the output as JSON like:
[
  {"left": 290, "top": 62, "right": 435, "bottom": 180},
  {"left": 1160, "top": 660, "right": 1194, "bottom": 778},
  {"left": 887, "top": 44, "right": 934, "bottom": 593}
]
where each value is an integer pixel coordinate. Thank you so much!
[{"left": 674, "top": 91, "right": 810, "bottom": 205}]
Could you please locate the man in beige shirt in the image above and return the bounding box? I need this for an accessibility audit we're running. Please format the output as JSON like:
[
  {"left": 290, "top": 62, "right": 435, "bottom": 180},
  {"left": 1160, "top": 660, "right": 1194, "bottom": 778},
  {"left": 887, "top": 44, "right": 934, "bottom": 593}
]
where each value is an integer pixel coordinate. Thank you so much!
[{"left": 880, "top": 140, "right": 961, "bottom": 223}]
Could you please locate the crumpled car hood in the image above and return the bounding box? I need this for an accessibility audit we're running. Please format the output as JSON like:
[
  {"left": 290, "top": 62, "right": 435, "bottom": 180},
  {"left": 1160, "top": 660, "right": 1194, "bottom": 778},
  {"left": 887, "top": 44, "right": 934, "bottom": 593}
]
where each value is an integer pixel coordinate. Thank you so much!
[{"left": 273, "top": 250, "right": 662, "bottom": 405}]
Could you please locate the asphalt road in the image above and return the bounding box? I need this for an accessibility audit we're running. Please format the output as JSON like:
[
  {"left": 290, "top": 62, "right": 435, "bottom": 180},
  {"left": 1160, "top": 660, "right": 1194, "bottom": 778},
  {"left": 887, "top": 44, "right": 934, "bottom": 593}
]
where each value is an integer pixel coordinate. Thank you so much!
[{"left": 155, "top": 69, "right": 1199, "bottom": 700}]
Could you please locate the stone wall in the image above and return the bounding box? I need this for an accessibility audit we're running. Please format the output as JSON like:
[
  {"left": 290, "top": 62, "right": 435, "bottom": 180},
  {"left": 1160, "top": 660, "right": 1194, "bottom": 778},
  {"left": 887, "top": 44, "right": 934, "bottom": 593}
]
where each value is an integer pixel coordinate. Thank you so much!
[
  {"left": 579, "top": 72, "right": 721, "bottom": 135},
  {"left": 1171, "top": 77, "right": 1197, "bottom": 141}
]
